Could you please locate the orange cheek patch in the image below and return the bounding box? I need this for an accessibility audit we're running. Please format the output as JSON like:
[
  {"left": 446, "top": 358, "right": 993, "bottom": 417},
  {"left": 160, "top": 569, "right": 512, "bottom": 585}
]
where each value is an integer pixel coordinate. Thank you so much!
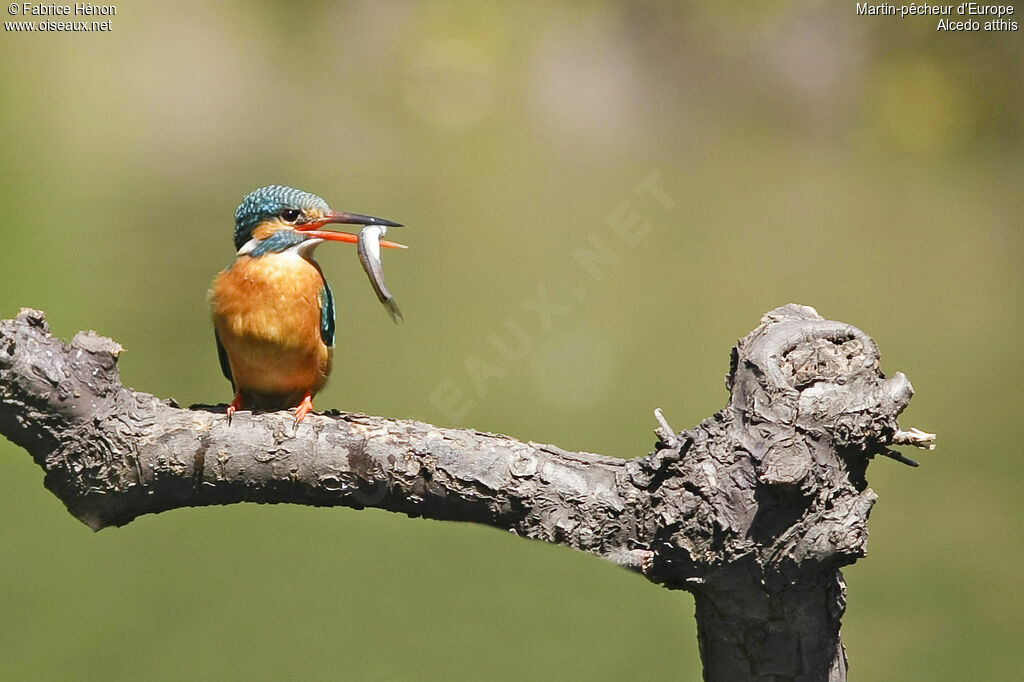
[{"left": 251, "top": 222, "right": 281, "bottom": 241}]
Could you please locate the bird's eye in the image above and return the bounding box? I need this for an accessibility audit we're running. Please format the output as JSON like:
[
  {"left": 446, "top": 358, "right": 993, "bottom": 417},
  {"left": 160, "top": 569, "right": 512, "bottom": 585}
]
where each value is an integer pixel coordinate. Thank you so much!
[{"left": 281, "top": 208, "right": 301, "bottom": 223}]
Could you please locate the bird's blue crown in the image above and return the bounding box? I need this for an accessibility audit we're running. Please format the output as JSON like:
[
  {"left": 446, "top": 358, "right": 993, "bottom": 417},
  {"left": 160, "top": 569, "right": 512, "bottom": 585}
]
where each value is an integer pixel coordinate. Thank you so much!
[{"left": 233, "top": 185, "right": 330, "bottom": 250}]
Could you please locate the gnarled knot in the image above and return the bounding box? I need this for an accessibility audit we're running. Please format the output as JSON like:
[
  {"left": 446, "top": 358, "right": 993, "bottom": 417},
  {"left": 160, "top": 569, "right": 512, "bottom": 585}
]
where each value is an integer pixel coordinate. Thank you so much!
[{"left": 728, "top": 304, "right": 933, "bottom": 465}]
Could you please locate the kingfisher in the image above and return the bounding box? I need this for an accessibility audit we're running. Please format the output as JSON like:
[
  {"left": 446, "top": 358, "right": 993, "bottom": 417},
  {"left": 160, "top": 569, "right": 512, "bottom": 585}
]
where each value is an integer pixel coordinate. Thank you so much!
[{"left": 209, "top": 185, "right": 407, "bottom": 423}]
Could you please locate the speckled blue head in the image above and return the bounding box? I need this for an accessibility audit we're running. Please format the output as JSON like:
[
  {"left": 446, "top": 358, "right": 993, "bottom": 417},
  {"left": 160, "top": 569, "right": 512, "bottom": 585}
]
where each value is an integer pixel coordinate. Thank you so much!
[{"left": 233, "top": 185, "right": 330, "bottom": 250}]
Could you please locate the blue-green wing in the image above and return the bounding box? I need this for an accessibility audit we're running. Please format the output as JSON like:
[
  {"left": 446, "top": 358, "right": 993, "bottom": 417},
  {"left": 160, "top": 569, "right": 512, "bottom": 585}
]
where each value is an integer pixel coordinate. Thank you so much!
[
  {"left": 215, "top": 329, "right": 234, "bottom": 387},
  {"left": 320, "top": 282, "right": 336, "bottom": 347}
]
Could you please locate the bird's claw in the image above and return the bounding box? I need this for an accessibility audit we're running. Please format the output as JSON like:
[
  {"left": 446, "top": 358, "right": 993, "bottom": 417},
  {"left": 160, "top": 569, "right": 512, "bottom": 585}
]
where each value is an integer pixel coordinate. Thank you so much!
[
  {"left": 226, "top": 393, "right": 244, "bottom": 425},
  {"left": 293, "top": 393, "right": 314, "bottom": 426}
]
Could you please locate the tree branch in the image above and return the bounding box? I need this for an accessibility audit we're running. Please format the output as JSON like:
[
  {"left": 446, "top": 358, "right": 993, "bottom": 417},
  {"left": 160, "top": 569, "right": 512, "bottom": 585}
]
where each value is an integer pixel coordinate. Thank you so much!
[{"left": 0, "top": 304, "right": 934, "bottom": 681}]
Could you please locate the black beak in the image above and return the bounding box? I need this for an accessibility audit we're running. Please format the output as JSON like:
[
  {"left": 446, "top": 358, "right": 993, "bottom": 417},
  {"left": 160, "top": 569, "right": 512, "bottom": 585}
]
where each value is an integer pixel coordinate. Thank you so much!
[{"left": 323, "top": 210, "right": 403, "bottom": 228}]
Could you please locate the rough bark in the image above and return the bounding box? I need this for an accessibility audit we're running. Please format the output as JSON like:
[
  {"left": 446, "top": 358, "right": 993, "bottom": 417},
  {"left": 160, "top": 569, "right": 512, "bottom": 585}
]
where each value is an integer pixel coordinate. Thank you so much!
[{"left": 0, "top": 304, "right": 934, "bottom": 681}]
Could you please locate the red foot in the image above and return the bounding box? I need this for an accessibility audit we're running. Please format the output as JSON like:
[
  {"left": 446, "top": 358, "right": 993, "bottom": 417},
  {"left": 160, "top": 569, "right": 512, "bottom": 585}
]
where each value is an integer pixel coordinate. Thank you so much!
[
  {"left": 293, "top": 392, "right": 314, "bottom": 424},
  {"left": 226, "top": 392, "right": 244, "bottom": 424}
]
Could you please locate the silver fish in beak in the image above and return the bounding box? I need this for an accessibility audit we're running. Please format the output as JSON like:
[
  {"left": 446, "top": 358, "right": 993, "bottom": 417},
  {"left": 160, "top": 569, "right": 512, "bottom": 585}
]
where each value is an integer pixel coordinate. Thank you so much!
[{"left": 357, "top": 224, "right": 405, "bottom": 323}]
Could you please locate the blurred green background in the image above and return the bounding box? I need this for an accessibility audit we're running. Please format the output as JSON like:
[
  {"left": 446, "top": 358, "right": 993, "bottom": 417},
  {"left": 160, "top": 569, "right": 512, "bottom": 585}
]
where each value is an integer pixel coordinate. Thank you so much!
[{"left": 1, "top": 1, "right": 1021, "bottom": 680}]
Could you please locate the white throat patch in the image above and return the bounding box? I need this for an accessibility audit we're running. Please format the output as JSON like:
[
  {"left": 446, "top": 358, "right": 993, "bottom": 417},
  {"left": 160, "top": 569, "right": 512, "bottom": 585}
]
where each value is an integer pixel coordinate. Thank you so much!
[{"left": 235, "top": 236, "right": 324, "bottom": 260}]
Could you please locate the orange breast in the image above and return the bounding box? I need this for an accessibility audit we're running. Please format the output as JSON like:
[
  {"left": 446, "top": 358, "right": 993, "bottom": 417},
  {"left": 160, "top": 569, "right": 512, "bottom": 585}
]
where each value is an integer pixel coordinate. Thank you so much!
[{"left": 209, "top": 252, "right": 333, "bottom": 408}]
